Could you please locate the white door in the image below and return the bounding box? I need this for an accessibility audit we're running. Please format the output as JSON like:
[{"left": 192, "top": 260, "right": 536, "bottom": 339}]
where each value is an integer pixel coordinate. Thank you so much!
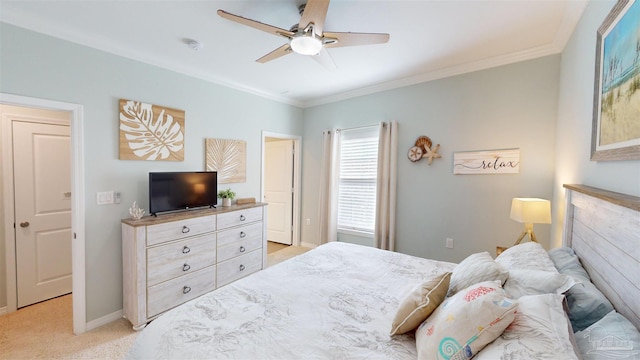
[
  {"left": 264, "top": 140, "right": 293, "bottom": 245},
  {"left": 13, "top": 119, "right": 72, "bottom": 307}
]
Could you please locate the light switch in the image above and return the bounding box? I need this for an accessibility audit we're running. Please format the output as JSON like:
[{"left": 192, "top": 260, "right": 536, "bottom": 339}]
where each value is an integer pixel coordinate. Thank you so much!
[{"left": 96, "top": 191, "right": 114, "bottom": 205}]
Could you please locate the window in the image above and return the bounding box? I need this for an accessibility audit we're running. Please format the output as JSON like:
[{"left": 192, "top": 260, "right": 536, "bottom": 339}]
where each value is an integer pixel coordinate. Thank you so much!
[{"left": 337, "top": 126, "right": 379, "bottom": 234}]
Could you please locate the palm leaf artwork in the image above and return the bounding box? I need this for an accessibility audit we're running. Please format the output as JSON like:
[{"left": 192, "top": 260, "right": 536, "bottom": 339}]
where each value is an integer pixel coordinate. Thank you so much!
[
  {"left": 119, "top": 100, "right": 185, "bottom": 161},
  {"left": 206, "top": 138, "right": 246, "bottom": 183}
]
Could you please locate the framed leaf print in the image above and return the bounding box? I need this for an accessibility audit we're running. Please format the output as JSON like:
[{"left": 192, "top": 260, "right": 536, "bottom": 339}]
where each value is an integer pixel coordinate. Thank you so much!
[
  {"left": 205, "top": 138, "right": 246, "bottom": 183},
  {"left": 119, "top": 99, "right": 185, "bottom": 161}
]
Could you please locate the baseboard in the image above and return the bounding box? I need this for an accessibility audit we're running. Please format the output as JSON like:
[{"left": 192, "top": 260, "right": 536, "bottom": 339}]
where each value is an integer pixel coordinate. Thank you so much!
[
  {"left": 0, "top": 306, "right": 6, "bottom": 316},
  {"left": 86, "top": 309, "right": 123, "bottom": 331},
  {"left": 300, "top": 241, "right": 317, "bottom": 249}
]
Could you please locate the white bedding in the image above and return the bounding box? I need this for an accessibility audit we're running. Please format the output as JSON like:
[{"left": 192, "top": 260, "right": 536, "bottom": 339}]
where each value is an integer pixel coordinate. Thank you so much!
[{"left": 126, "top": 242, "right": 456, "bottom": 359}]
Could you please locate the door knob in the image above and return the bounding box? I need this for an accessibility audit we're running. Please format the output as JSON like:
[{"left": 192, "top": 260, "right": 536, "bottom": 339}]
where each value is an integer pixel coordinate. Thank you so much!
[{"left": 20, "top": 222, "right": 30, "bottom": 228}]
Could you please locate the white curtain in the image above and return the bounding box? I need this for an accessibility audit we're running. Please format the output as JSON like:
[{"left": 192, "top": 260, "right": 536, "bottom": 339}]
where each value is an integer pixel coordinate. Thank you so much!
[
  {"left": 374, "top": 121, "right": 398, "bottom": 251},
  {"left": 318, "top": 129, "right": 341, "bottom": 244}
]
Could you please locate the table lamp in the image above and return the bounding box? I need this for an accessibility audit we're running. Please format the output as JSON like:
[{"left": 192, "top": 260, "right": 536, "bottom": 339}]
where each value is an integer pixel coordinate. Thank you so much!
[{"left": 510, "top": 198, "right": 551, "bottom": 245}]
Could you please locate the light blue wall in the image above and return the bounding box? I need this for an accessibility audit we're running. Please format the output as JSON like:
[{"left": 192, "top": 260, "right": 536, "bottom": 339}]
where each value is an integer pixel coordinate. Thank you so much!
[
  {"left": 302, "top": 56, "right": 561, "bottom": 263},
  {"left": 0, "top": 23, "right": 303, "bottom": 318},
  {"left": 552, "top": 0, "right": 640, "bottom": 246},
  {"left": 2, "top": 0, "right": 639, "bottom": 324}
]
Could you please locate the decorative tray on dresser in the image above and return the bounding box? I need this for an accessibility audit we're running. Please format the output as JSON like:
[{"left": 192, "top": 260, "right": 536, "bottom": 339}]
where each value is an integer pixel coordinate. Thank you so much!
[{"left": 121, "top": 202, "right": 267, "bottom": 330}]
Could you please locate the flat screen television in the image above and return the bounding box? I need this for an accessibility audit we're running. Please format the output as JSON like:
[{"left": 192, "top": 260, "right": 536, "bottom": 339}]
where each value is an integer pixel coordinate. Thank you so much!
[{"left": 149, "top": 171, "right": 217, "bottom": 216}]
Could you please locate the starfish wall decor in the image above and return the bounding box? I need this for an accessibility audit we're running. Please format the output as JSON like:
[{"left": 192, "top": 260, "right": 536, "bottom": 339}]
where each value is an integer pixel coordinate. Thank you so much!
[{"left": 407, "top": 136, "right": 442, "bottom": 165}]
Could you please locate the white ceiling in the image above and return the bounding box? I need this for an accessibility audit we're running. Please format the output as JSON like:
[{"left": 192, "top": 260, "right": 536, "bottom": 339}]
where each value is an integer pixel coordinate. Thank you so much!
[{"left": 0, "top": 0, "right": 587, "bottom": 108}]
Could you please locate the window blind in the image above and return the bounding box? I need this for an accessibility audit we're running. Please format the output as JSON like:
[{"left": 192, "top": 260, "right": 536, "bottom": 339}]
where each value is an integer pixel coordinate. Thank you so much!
[{"left": 337, "top": 126, "right": 379, "bottom": 234}]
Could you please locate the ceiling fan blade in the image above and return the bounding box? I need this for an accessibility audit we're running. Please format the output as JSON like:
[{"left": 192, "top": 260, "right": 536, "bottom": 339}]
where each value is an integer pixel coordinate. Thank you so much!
[
  {"left": 311, "top": 48, "right": 337, "bottom": 71},
  {"left": 218, "top": 10, "right": 294, "bottom": 38},
  {"left": 299, "top": 0, "right": 330, "bottom": 35},
  {"left": 323, "top": 32, "right": 390, "bottom": 48},
  {"left": 256, "top": 44, "right": 293, "bottom": 63}
]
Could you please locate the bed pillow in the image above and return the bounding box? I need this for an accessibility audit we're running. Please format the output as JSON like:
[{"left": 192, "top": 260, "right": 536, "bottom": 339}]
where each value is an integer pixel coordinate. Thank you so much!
[
  {"left": 416, "top": 280, "right": 517, "bottom": 359},
  {"left": 447, "top": 251, "right": 508, "bottom": 296},
  {"left": 495, "top": 241, "right": 557, "bottom": 273},
  {"left": 503, "top": 269, "right": 575, "bottom": 298},
  {"left": 476, "top": 293, "right": 580, "bottom": 360},
  {"left": 548, "top": 247, "right": 614, "bottom": 332},
  {"left": 574, "top": 310, "right": 640, "bottom": 359},
  {"left": 390, "top": 272, "right": 451, "bottom": 335}
]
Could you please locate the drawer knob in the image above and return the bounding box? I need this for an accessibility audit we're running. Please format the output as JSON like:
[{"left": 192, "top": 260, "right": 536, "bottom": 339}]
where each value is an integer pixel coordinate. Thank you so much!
[
  {"left": 240, "top": 231, "right": 246, "bottom": 238},
  {"left": 239, "top": 215, "right": 246, "bottom": 221},
  {"left": 182, "top": 263, "right": 191, "bottom": 271},
  {"left": 182, "top": 246, "right": 191, "bottom": 254},
  {"left": 239, "top": 246, "right": 246, "bottom": 253},
  {"left": 239, "top": 264, "right": 246, "bottom": 271},
  {"left": 182, "top": 225, "right": 190, "bottom": 234},
  {"left": 183, "top": 286, "right": 191, "bottom": 294}
]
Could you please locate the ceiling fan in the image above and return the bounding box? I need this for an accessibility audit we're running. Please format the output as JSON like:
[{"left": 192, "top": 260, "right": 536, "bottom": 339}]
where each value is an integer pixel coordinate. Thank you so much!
[{"left": 217, "top": 0, "right": 390, "bottom": 70}]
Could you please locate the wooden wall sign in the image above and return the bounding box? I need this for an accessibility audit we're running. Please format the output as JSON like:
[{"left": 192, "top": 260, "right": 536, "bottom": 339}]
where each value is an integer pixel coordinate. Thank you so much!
[
  {"left": 119, "top": 99, "right": 185, "bottom": 161},
  {"left": 453, "top": 148, "right": 520, "bottom": 175},
  {"left": 205, "top": 138, "right": 247, "bottom": 183}
]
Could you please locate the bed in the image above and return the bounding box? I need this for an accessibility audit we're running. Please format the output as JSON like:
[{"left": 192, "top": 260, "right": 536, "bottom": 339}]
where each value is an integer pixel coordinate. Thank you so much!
[{"left": 126, "top": 184, "right": 640, "bottom": 359}]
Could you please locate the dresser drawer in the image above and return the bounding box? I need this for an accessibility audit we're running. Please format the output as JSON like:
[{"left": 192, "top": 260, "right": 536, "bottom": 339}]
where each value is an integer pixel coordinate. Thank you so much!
[
  {"left": 147, "top": 215, "right": 216, "bottom": 246},
  {"left": 147, "top": 265, "right": 216, "bottom": 318},
  {"left": 217, "top": 207, "right": 262, "bottom": 230},
  {"left": 147, "top": 233, "right": 217, "bottom": 286},
  {"left": 217, "top": 250, "right": 262, "bottom": 287},
  {"left": 217, "top": 222, "right": 262, "bottom": 257}
]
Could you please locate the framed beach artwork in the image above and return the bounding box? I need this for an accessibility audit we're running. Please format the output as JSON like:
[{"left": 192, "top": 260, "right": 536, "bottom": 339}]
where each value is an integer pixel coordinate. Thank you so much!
[{"left": 591, "top": 0, "right": 640, "bottom": 161}]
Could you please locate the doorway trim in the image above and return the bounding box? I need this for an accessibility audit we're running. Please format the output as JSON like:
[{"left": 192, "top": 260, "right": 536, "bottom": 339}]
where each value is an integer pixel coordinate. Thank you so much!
[
  {"left": 1, "top": 93, "right": 86, "bottom": 334},
  {"left": 261, "top": 131, "right": 301, "bottom": 247}
]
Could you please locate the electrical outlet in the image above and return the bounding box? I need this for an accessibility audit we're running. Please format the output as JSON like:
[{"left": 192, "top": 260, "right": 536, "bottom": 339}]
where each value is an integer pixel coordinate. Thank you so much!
[
  {"left": 446, "top": 238, "right": 454, "bottom": 249},
  {"left": 306, "top": 218, "right": 311, "bottom": 225}
]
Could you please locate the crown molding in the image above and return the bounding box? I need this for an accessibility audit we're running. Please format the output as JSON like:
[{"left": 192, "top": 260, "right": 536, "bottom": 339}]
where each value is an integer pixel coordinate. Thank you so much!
[{"left": 1, "top": 1, "right": 587, "bottom": 109}]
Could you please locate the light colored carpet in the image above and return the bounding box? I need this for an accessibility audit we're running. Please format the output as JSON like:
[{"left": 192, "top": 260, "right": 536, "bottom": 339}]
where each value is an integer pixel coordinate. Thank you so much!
[
  {"left": 0, "top": 294, "right": 138, "bottom": 359},
  {"left": 0, "top": 245, "right": 312, "bottom": 359}
]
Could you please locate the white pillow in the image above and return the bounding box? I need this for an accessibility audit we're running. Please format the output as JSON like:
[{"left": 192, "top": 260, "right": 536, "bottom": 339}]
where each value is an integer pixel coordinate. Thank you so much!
[
  {"left": 416, "top": 280, "right": 517, "bottom": 359},
  {"left": 390, "top": 272, "right": 451, "bottom": 335},
  {"left": 476, "top": 293, "right": 580, "bottom": 359},
  {"left": 448, "top": 251, "right": 508, "bottom": 296},
  {"left": 503, "top": 269, "right": 575, "bottom": 298},
  {"left": 495, "top": 242, "right": 557, "bottom": 273}
]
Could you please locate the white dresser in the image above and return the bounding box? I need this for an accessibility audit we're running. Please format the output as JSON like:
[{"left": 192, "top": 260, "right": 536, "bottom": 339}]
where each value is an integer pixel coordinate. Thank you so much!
[{"left": 121, "top": 203, "right": 267, "bottom": 330}]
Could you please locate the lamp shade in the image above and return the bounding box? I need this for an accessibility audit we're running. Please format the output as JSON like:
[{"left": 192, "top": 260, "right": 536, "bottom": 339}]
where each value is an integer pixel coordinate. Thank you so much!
[{"left": 510, "top": 198, "right": 551, "bottom": 224}]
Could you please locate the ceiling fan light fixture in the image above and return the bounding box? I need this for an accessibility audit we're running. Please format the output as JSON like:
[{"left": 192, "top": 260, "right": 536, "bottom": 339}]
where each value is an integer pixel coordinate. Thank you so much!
[{"left": 290, "top": 35, "right": 322, "bottom": 55}]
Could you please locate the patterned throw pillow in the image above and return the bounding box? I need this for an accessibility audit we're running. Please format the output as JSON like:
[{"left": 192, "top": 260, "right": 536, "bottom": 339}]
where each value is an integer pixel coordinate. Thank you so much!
[
  {"left": 447, "top": 251, "right": 509, "bottom": 296},
  {"left": 390, "top": 272, "right": 451, "bottom": 335},
  {"left": 416, "top": 280, "right": 517, "bottom": 360}
]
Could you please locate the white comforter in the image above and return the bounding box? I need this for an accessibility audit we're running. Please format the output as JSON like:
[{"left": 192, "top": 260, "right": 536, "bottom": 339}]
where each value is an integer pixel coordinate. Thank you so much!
[{"left": 126, "top": 242, "right": 455, "bottom": 359}]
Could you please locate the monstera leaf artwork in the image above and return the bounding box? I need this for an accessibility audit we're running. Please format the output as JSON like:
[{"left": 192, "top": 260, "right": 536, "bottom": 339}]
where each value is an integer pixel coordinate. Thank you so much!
[
  {"left": 206, "top": 138, "right": 246, "bottom": 183},
  {"left": 119, "top": 99, "right": 185, "bottom": 161}
]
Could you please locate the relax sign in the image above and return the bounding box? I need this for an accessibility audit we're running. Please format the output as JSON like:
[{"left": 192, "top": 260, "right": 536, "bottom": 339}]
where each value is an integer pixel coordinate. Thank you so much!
[{"left": 453, "top": 148, "right": 520, "bottom": 175}]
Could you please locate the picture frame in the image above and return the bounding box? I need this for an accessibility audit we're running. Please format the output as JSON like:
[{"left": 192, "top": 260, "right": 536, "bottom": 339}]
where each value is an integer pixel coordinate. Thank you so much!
[{"left": 591, "top": 0, "right": 640, "bottom": 161}]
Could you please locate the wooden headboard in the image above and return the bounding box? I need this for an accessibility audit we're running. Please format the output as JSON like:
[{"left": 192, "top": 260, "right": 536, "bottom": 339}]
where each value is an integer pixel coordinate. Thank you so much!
[{"left": 563, "top": 184, "right": 640, "bottom": 330}]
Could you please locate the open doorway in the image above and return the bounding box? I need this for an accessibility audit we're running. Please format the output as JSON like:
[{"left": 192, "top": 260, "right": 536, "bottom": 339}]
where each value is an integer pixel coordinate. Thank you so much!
[
  {"left": 261, "top": 132, "right": 301, "bottom": 248},
  {"left": 1, "top": 94, "right": 86, "bottom": 334}
]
